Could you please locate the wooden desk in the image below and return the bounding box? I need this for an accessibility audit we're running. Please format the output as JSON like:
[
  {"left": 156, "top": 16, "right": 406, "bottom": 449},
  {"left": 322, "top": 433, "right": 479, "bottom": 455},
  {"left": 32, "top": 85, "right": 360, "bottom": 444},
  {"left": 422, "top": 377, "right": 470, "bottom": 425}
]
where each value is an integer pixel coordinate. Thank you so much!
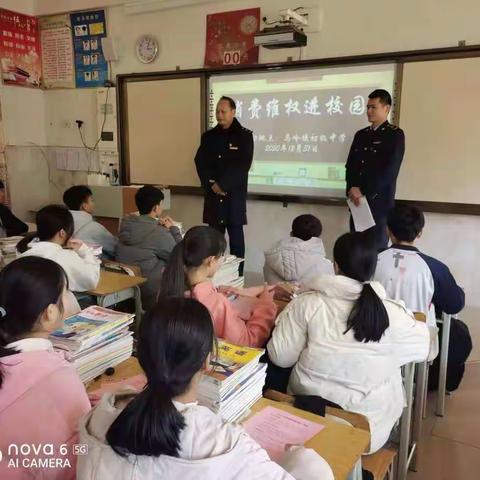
[
  {"left": 250, "top": 398, "right": 369, "bottom": 480},
  {"left": 87, "top": 356, "right": 142, "bottom": 392},
  {"left": 87, "top": 357, "right": 369, "bottom": 479},
  {"left": 87, "top": 271, "right": 146, "bottom": 326}
]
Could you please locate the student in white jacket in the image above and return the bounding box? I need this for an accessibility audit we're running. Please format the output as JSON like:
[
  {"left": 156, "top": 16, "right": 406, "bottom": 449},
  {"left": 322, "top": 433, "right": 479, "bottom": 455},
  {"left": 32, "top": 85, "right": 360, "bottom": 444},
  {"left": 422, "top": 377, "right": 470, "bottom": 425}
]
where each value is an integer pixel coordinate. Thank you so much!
[
  {"left": 264, "top": 215, "right": 334, "bottom": 284},
  {"left": 77, "top": 297, "right": 334, "bottom": 480},
  {"left": 63, "top": 185, "right": 117, "bottom": 259},
  {"left": 18, "top": 205, "right": 100, "bottom": 292},
  {"left": 268, "top": 232, "right": 430, "bottom": 454}
]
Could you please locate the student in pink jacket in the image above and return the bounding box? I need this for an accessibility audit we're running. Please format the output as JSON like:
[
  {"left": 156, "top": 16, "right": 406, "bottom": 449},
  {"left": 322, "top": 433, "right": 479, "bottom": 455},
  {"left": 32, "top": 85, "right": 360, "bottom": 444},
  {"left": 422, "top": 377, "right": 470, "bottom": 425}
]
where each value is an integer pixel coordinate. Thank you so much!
[
  {"left": 0, "top": 257, "right": 91, "bottom": 480},
  {"left": 160, "top": 226, "right": 277, "bottom": 347}
]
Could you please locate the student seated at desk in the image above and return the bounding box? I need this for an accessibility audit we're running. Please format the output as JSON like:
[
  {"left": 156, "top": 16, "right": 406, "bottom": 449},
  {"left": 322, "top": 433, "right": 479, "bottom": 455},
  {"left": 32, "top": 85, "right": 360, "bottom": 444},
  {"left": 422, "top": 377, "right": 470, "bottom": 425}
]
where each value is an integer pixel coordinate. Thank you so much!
[
  {"left": 267, "top": 232, "right": 430, "bottom": 453},
  {"left": 374, "top": 203, "right": 469, "bottom": 382},
  {"left": 0, "top": 257, "right": 90, "bottom": 480},
  {"left": 63, "top": 185, "right": 117, "bottom": 259},
  {"left": 0, "top": 180, "right": 28, "bottom": 237},
  {"left": 78, "top": 297, "right": 333, "bottom": 480},
  {"left": 116, "top": 185, "right": 181, "bottom": 309},
  {"left": 160, "top": 226, "right": 277, "bottom": 348},
  {"left": 264, "top": 214, "right": 334, "bottom": 284},
  {"left": 17, "top": 205, "right": 100, "bottom": 292}
]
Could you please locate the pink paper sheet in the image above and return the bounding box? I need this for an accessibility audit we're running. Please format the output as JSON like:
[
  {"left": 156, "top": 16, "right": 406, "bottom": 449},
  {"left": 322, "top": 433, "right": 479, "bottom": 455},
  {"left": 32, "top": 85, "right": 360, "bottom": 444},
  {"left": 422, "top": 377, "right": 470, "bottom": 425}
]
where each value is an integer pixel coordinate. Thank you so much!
[{"left": 244, "top": 406, "right": 325, "bottom": 461}]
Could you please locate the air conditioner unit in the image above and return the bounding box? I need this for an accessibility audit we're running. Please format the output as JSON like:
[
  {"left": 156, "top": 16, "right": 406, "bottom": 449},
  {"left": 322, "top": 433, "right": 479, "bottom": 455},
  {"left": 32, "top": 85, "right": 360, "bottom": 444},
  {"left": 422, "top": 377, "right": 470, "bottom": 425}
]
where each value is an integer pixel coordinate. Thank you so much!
[{"left": 254, "top": 26, "right": 307, "bottom": 49}]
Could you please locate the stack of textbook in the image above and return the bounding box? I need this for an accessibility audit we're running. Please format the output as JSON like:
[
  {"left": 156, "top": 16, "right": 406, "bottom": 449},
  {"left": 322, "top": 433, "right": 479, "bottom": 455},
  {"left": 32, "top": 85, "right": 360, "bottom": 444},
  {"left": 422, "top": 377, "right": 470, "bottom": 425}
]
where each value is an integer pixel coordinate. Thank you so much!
[
  {"left": 212, "top": 255, "right": 244, "bottom": 288},
  {"left": 49, "top": 306, "right": 134, "bottom": 383},
  {"left": 0, "top": 236, "right": 23, "bottom": 266},
  {"left": 198, "top": 340, "right": 266, "bottom": 422}
]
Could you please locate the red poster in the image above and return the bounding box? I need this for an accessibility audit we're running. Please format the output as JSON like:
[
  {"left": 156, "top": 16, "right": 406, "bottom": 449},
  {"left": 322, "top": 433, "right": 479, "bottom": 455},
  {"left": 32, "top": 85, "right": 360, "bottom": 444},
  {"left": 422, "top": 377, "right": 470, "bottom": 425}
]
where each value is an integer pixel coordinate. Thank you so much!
[
  {"left": 205, "top": 8, "right": 260, "bottom": 67},
  {"left": 0, "top": 9, "right": 41, "bottom": 88}
]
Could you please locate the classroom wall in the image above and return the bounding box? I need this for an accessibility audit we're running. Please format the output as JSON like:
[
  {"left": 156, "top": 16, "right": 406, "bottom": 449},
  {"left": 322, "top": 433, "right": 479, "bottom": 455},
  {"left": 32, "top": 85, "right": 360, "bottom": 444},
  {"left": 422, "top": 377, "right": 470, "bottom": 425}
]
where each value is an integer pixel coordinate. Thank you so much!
[
  {"left": 0, "top": 0, "right": 34, "bottom": 15},
  {"left": 1, "top": 0, "right": 479, "bottom": 305}
]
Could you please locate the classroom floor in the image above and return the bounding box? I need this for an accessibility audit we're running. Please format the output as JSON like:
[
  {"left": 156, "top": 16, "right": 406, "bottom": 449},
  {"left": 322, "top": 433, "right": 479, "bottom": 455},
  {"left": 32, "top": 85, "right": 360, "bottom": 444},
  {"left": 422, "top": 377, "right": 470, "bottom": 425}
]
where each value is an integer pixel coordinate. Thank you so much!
[{"left": 407, "top": 307, "right": 480, "bottom": 480}]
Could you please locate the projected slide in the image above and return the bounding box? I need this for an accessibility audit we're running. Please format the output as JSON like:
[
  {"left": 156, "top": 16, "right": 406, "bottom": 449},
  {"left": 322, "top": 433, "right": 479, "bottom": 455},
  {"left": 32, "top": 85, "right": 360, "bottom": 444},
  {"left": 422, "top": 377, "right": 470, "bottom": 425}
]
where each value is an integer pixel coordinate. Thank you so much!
[{"left": 208, "top": 64, "right": 397, "bottom": 197}]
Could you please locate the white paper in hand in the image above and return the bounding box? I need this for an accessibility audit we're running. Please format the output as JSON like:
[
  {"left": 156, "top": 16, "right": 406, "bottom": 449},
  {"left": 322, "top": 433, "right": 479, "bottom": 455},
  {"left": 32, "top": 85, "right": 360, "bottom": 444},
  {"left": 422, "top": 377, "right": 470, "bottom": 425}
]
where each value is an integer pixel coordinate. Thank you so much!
[{"left": 347, "top": 196, "right": 376, "bottom": 232}]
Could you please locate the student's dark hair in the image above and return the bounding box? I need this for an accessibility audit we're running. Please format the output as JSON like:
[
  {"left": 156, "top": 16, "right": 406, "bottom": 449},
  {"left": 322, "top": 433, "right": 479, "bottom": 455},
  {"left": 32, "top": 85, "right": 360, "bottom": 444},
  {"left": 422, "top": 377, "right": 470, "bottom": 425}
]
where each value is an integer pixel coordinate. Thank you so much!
[
  {"left": 334, "top": 232, "right": 389, "bottom": 342},
  {"left": 368, "top": 89, "right": 392, "bottom": 106},
  {"left": 0, "top": 180, "right": 4, "bottom": 189},
  {"left": 219, "top": 96, "right": 236, "bottom": 110},
  {"left": 0, "top": 257, "right": 68, "bottom": 388},
  {"left": 135, "top": 186, "right": 164, "bottom": 215},
  {"left": 63, "top": 185, "right": 92, "bottom": 211},
  {"left": 106, "top": 297, "right": 215, "bottom": 457},
  {"left": 387, "top": 203, "right": 425, "bottom": 243},
  {"left": 159, "top": 226, "right": 226, "bottom": 298},
  {"left": 291, "top": 214, "right": 323, "bottom": 241},
  {"left": 37, "top": 205, "right": 74, "bottom": 242},
  {"left": 16, "top": 233, "right": 36, "bottom": 254}
]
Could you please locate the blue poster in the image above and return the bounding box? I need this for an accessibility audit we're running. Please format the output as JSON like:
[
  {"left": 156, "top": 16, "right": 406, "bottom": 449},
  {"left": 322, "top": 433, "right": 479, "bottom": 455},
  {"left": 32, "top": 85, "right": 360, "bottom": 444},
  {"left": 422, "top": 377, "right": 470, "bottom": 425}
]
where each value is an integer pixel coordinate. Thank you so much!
[{"left": 70, "top": 10, "right": 108, "bottom": 88}]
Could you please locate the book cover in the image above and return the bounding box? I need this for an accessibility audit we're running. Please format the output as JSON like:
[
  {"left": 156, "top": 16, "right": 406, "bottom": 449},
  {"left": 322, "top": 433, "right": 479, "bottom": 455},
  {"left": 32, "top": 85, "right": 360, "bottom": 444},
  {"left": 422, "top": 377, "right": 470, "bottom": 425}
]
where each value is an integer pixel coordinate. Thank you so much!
[
  {"left": 202, "top": 340, "right": 263, "bottom": 385},
  {"left": 50, "top": 306, "right": 132, "bottom": 342}
]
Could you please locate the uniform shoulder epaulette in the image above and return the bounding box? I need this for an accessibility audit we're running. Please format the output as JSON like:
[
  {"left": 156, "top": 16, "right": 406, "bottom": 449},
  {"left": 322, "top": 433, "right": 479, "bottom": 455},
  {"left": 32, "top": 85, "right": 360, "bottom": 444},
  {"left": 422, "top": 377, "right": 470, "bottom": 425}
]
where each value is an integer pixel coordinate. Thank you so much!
[
  {"left": 387, "top": 123, "right": 399, "bottom": 130},
  {"left": 363, "top": 126, "right": 371, "bottom": 131},
  {"left": 242, "top": 126, "right": 253, "bottom": 134}
]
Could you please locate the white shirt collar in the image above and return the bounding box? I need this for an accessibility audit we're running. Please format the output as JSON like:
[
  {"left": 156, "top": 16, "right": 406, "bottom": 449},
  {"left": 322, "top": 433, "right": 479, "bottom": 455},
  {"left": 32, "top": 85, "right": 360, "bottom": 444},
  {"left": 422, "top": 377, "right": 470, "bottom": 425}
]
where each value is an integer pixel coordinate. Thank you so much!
[{"left": 6, "top": 337, "right": 54, "bottom": 353}]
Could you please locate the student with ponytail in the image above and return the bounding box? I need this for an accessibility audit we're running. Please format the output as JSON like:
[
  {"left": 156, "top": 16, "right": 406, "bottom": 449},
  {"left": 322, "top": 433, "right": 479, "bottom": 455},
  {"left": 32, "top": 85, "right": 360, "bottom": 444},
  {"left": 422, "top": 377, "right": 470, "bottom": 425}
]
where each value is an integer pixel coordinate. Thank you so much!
[
  {"left": 78, "top": 297, "right": 334, "bottom": 480},
  {"left": 0, "top": 257, "right": 90, "bottom": 480},
  {"left": 159, "top": 226, "right": 277, "bottom": 348},
  {"left": 268, "top": 232, "right": 430, "bottom": 453}
]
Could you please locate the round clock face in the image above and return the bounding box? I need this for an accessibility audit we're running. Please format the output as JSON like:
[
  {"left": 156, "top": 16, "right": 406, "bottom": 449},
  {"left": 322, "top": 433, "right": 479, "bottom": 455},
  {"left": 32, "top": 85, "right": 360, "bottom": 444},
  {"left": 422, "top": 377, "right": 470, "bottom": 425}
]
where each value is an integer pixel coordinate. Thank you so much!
[
  {"left": 240, "top": 15, "right": 258, "bottom": 35},
  {"left": 136, "top": 35, "right": 159, "bottom": 63}
]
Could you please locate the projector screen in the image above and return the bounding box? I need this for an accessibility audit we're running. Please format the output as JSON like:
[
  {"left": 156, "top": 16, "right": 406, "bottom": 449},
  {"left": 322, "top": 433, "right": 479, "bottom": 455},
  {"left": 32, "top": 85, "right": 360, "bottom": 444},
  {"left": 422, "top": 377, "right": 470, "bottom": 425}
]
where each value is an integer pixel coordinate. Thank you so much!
[{"left": 208, "top": 64, "right": 398, "bottom": 197}]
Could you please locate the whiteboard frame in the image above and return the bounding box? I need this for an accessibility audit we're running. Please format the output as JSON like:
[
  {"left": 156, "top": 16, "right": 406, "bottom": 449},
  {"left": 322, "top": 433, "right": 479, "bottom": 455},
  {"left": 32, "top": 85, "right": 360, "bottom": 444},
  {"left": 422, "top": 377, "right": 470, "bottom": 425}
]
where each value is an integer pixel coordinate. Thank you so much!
[{"left": 117, "top": 43, "right": 480, "bottom": 214}]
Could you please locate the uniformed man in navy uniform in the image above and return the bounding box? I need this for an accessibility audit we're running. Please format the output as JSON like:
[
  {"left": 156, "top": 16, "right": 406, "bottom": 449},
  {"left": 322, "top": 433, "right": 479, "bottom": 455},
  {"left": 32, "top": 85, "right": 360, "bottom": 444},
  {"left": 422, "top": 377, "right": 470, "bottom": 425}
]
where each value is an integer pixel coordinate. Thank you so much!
[
  {"left": 195, "top": 96, "right": 254, "bottom": 274},
  {"left": 346, "top": 89, "right": 405, "bottom": 250}
]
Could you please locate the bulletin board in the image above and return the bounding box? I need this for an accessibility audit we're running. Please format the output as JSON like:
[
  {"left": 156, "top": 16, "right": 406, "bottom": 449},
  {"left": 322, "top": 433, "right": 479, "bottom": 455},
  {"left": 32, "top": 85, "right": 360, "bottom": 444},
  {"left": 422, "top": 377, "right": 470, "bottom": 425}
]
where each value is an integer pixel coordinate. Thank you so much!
[
  {"left": 396, "top": 56, "right": 480, "bottom": 207},
  {"left": 120, "top": 73, "right": 204, "bottom": 188}
]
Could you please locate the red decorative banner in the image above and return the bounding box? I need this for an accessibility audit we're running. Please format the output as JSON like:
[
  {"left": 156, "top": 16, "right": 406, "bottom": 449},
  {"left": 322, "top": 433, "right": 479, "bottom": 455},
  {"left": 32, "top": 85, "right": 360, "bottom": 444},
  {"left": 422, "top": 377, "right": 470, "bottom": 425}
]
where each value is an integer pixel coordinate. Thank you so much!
[
  {"left": 205, "top": 8, "right": 260, "bottom": 67},
  {"left": 0, "top": 9, "right": 41, "bottom": 88}
]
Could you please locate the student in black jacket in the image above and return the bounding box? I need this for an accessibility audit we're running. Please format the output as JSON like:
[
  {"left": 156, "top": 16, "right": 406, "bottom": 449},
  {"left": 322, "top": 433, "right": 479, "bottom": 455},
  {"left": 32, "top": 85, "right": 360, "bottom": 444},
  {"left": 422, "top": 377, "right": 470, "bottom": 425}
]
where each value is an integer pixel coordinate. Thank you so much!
[{"left": 0, "top": 180, "right": 28, "bottom": 237}]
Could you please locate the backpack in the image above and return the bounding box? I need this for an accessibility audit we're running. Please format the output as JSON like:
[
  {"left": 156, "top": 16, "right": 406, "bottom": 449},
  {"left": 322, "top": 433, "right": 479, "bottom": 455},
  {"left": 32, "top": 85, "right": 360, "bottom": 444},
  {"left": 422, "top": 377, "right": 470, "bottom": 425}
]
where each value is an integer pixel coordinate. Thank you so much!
[{"left": 428, "top": 317, "right": 472, "bottom": 392}]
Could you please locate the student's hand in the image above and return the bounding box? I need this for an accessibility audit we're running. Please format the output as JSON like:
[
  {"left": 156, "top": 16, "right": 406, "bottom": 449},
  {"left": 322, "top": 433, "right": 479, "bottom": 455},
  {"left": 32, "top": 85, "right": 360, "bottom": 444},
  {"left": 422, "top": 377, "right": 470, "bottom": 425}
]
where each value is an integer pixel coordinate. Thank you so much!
[
  {"left": 65, "top": 239, "right": 84, "bottom": 252},
  {"left": 159, "top": 216, "right": 175, "bottom": 229},
  {"left": 211, "top": 182, "right": 226, "bottom": 196},
  {"left": 257, "top": 283, "right": 275, "bottom": 299},
  {"left": 348, "top": 187, "right": 362, "bottom": 207},
  {"left": 218, "top": 285, "right": 242, "bottom": 297}
]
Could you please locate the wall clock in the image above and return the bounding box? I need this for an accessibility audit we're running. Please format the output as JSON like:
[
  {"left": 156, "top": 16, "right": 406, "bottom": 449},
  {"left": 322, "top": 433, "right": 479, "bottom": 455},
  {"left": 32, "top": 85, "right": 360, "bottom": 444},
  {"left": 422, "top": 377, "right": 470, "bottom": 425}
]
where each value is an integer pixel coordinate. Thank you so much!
[{"left": 135, "top": 35, "right": 159, "bottom": 63}]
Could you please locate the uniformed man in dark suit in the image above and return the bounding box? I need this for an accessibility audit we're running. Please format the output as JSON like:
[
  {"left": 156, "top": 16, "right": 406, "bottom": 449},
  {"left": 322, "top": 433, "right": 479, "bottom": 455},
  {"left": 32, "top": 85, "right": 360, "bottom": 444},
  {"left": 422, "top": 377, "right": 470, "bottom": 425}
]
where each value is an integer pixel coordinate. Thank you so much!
[
  {"left": 195, "top": 96, "right": 253, "bottom": 274},
  {"left": 346, "top": 89, "right": 405, "bottom": 250}
]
